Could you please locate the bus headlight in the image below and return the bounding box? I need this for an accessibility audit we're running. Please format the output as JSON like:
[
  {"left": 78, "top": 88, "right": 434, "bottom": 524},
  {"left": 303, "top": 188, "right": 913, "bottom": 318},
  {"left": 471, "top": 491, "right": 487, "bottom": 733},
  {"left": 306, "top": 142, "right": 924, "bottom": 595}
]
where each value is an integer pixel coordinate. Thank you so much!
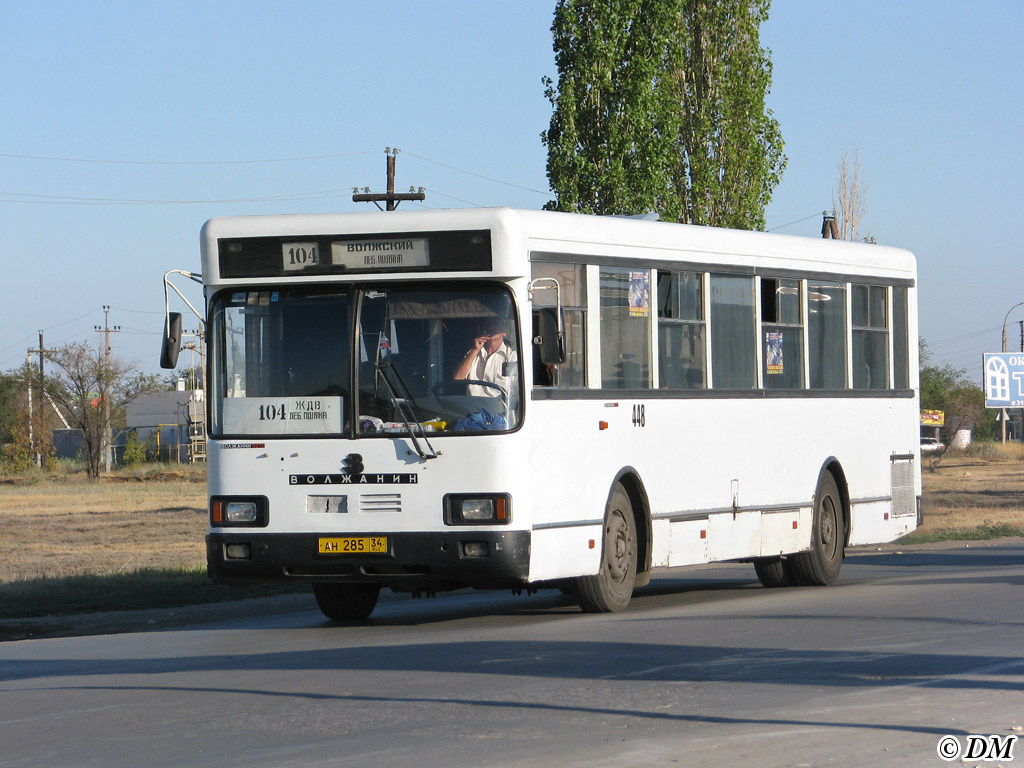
[
  {"left": 225, "top": 501, "right": 258, "bottom": 523},
  {"left": 211, "top": 496, "right": 269, "bottom": 527},
  {"left": 444, "top": 494, "right": 511, "bottom": 525}
]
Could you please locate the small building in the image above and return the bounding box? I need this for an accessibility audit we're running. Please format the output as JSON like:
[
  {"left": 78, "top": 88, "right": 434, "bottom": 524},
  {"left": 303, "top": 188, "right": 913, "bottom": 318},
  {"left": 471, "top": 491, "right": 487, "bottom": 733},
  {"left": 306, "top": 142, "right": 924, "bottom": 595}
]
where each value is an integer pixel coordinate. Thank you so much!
[{"left": 126, "top": 388, "right": 206, "bottom": 462}]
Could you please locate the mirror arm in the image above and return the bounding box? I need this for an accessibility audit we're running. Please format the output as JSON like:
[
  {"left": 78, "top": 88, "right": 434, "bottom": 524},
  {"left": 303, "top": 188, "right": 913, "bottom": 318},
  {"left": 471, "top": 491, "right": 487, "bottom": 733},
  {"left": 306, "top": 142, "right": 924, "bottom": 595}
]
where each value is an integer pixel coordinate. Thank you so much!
[{"left": 163, "top": 270, "right": 204, "bottom": 333}]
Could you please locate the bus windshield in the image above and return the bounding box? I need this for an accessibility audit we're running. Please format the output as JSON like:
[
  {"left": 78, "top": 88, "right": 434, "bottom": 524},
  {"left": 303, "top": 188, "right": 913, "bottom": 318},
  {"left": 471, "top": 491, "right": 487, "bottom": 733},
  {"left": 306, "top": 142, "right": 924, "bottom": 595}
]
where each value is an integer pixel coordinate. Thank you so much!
[{"left": 209, "top": 283, "right": 521, "bottom": 437}]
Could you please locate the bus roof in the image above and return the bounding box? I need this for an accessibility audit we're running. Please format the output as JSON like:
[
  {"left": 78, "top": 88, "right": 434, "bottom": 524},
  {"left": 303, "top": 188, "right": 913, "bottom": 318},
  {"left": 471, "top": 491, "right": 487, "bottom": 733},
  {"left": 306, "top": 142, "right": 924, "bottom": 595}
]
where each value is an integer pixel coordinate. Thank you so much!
[{"left": 200, "top": 207, "right": 916, "bottom": 284}]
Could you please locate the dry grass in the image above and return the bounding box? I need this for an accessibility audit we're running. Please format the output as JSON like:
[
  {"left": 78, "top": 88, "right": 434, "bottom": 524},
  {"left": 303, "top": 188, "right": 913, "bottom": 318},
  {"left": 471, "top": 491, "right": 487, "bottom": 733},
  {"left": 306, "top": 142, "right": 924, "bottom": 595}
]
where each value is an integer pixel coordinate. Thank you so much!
[
  {"left": 918, "top": 443, "right": 1024, "bottom": 536},
  {"left": 0, "top": 469, "right": 207, "bottom": 582}
]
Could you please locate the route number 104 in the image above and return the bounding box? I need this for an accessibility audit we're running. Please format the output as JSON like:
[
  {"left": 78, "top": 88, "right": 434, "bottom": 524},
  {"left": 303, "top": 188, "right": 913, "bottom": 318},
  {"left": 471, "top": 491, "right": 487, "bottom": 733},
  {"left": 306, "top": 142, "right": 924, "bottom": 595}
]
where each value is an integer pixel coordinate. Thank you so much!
[{"left": 282, "top": 242, "right": 320, "bottom": 270}]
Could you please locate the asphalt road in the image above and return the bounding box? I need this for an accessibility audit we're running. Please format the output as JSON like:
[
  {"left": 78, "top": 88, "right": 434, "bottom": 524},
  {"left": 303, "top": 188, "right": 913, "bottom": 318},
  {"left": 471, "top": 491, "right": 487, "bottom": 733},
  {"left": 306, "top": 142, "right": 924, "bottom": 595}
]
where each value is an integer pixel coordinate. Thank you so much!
[{"left": 2, "top": 540, "right": 1022, "bottom": 768}]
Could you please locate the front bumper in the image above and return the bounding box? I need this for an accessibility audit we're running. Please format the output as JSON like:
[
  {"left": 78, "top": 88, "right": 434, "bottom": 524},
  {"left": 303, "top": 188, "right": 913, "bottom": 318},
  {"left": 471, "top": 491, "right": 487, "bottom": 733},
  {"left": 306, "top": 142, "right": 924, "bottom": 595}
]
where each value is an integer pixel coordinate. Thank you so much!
[{"left": 207, "top": 530, "right": 531, "bottom": 591}]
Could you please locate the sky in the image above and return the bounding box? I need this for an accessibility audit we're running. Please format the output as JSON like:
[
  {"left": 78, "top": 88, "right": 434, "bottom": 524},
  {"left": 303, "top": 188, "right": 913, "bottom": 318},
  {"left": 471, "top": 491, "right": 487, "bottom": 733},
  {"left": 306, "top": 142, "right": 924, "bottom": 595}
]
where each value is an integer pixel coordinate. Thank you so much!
[{"left": 1, "top": 0, "right": 1021, "bottom": 381}]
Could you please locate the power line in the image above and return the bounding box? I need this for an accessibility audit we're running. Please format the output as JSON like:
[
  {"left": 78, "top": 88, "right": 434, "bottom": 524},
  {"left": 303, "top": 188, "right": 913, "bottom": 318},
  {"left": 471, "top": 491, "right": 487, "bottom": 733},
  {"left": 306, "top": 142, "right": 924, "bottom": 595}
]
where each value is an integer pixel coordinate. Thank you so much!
[
  {"left": 109, "top": 305, "right": 165, "bottom": 316},
  {"left": 402, "top": 150, "right": 550, "bottom": 196},
  {"left": 766, "top": 213, "right": 821, "bottom": 232},
  {"left": 764, "top": 210, "right": 821, "bottom": 218},
  {"left": 0, "top": 188, "right": 359, "bottom": 206},
  {"left": 422, "top": 187, "right": 484, "bottom": 207},
  {"left": 0, "top": 146, "right": 553, "bottom": 207},
  {"left": 0, "top": 149, "right": 378, "bottom": 166},
  {"left": 0, "top": 308, "right": 101, "bottom": 356},
  {"left": 927, "top": 326, "right": 999, "bottom": 347}
]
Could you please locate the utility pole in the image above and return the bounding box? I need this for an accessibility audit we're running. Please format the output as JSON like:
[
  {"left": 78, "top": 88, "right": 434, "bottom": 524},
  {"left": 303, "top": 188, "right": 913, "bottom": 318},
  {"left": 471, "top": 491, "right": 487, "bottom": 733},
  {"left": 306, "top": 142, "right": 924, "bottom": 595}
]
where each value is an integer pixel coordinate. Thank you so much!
[
  {"left": 94, "top": 305, "right": 121, "bottom": 473},
  {"left": 26, "top": 331, "right": 52, "bottom": 467},
  {"left": 821, "top": 210, "right": 839, "bottom": 239},
  {"left": 352, "top": 148, "right": 426, "bottom": 211}
]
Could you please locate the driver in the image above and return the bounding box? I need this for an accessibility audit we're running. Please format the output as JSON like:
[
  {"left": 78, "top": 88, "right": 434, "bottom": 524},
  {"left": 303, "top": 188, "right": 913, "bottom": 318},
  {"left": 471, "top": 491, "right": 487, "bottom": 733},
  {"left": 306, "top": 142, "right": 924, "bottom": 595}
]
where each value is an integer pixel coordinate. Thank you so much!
[{"left": 453, "top": 317, "right": 517, "bottom": 397}]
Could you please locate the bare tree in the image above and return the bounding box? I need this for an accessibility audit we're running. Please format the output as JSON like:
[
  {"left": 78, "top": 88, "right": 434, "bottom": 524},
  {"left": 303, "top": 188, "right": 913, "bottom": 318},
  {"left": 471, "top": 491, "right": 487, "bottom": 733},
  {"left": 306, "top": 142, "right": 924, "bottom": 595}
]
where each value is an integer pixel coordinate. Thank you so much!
[
  {"left": 833, "top": 149, "right": 869, "bottom": 241},
  {"left": 43, "top": 342, "right": 158, "bottom": 479}
]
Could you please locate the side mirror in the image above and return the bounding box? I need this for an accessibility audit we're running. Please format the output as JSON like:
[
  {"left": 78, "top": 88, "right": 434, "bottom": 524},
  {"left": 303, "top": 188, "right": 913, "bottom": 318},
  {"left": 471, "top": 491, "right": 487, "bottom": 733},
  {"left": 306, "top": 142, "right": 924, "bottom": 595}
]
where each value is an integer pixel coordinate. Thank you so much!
[
  {"left": 160, "top": 312, "right": 183, "bottom": 369},
  {"left": 533, "top": 306, "right": 566, "bottom": 365}
]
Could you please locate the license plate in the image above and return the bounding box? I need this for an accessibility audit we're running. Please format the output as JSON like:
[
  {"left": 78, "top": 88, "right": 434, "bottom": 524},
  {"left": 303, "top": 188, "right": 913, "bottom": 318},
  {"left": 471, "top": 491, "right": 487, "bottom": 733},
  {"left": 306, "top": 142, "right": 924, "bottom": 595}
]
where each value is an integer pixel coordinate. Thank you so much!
[{"left": 318, "top": 537, "right": 387, "bottom": 554}]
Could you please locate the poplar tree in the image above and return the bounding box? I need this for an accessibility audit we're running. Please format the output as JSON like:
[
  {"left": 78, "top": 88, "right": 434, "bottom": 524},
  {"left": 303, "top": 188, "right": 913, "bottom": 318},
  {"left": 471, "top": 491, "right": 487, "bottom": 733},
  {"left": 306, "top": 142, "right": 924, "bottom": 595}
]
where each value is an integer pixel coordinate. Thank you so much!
[{"left": 542, "top": 0, "right": 786, "bottom": 230}]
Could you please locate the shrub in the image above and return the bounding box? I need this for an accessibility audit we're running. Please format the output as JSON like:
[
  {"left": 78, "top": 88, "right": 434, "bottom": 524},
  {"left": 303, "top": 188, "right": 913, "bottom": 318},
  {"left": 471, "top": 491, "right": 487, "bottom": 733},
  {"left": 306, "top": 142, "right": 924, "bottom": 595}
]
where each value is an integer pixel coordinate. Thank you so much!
[{"left": 121, "top": 429, "right": 146, "bottom": 469}]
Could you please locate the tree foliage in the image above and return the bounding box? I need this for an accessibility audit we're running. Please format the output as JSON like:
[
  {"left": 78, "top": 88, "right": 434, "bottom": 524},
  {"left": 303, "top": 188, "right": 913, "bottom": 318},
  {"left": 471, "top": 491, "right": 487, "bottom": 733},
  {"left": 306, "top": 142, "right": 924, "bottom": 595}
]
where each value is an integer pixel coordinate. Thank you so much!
[
  {"left": 0, "top": 369, "right": 32, "bottom": 473},
  {"left": 43, "top": 342, "right": 158, "bottom": 479},
  {"left": 0, "top": 369, "right": 22, "bottom": 447},
  {"left": 919, "top": 341, "right": 997, "bottom": 445},
  {"left": 542, "top": 0, "right": 785, "bottom": 229},
  {"left": 0, "top": 365, "right": 57, "bottom": 473}
]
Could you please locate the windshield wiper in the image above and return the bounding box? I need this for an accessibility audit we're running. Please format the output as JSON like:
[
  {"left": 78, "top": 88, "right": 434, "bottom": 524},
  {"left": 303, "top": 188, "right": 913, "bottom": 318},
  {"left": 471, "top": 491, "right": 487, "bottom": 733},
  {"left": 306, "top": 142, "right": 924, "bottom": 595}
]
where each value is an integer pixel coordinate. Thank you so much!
[{"left": 374, "top": 353, "right": 439, "bottom": 461}]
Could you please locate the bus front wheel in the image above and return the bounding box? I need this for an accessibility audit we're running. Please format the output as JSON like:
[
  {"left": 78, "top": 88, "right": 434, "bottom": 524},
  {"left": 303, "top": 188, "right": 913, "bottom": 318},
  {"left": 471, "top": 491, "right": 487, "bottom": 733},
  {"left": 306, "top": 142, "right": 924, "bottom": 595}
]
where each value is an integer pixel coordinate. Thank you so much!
[
  {"left": 574, "top": 483, "right": 637, "bottom": 612},
  {"left": 313, "top": 582, "right": 381, "bottom": 621},
  {"left": 790, "top": 472, "right": 844, "bottom": 586}
]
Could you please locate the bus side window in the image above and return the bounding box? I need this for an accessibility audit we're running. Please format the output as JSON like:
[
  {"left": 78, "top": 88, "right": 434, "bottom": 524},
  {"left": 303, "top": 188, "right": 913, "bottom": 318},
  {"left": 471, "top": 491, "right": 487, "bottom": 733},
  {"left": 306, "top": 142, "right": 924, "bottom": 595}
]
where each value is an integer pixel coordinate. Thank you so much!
[
  {"left": 599, "top": 267, "right": 652, "bottom": 389},
  {"left": 532, "top": 310, "right": 554, "bottom": 386},
  {"left": 808, "top": 281, "right": 848, "bottom": 389},
  {"left": 892, "top": 286, "right": 910, "bottom": 389},
  {"left": 761, "top": 277, "right": 804, "bottom": 390},
  {"left": 710, "top": 274, "right": 757, "bottom": 389},
  {"left": 852, "top": 284, "right": 888, "bottom": 389},
  {"left": 657, "top": 270, "right": 706, "bottom": 389},
  {"left": 530, "top": 261, "right": 587, "bottom": 388}
]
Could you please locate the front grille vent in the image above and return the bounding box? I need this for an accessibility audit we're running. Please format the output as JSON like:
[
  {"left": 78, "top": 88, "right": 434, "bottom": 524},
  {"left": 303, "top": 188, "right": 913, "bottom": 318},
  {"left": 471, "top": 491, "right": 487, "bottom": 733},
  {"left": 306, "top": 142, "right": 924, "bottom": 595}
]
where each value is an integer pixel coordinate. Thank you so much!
[{"left": 360, "top": 493, "right": 402, "bottom": 513}]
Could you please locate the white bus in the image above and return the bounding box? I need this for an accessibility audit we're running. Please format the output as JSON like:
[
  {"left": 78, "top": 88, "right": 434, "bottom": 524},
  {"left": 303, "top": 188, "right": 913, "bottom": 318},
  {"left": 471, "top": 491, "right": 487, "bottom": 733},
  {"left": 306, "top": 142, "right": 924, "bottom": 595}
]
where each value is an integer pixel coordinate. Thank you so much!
[{"left": 162, "top": 207, "right": 921, "bottom": 620}]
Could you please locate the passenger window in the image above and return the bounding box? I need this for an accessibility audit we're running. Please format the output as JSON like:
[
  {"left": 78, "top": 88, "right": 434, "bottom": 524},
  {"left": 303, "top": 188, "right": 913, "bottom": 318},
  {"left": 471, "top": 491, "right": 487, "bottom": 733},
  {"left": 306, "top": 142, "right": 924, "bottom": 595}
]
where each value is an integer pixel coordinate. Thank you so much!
[
  {"left": 892, "top": 286, "right": 909, "bottom": 389},
  {"left": 600, "top": 267, "right": 652, "bottom": 389},
  {"left": 853, "top": 284, "right": 889, "bottom": 389},
  {"left": 761, "top": 277, "right": 804, "bottom": 389},
  {"left": 710, "top": 275, "right": 756, "bottom": 389},
  {"left": 531, "top": 261, "right": 586, "bottom": 387},
  {"left": 808, "top": 281, "right": 848, "bottom": 389},
  {"left": 657, "top": 271, "right": 706, "bottom": 389}
]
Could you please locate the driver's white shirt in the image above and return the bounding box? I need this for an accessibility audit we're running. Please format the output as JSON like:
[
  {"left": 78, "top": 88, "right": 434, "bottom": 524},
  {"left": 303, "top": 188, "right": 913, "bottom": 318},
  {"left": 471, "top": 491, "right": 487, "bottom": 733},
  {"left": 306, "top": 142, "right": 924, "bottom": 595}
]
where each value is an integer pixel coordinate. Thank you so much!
[{"left": 467, "top": 344, "right": 517, "bottom": 397}]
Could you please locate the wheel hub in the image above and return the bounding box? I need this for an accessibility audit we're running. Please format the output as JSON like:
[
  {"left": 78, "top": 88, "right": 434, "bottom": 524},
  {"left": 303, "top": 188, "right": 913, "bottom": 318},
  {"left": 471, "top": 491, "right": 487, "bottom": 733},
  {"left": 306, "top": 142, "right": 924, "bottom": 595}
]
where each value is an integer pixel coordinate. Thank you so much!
[{"left": 607, "top": 510, "right": 632, "bottom": 582}]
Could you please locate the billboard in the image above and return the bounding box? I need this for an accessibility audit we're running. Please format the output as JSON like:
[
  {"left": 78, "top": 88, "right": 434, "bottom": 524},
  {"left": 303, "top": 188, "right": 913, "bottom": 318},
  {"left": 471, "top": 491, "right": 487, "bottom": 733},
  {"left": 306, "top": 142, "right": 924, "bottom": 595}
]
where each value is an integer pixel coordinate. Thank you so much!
[
  {"left": 983, "top": 353, "right": 1024, "bottom": 408},
  {"left": 921, "top": 410, "right": 944, "bottom": 427}
]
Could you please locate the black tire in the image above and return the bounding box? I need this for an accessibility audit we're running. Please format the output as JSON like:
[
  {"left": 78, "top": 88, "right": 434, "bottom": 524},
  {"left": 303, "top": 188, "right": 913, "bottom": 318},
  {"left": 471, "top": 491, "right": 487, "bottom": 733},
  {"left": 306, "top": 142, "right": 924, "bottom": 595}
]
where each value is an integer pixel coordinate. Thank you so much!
[
  {"left": 574, "top": 484, "right": 637, "bottom": 612},
  {"left": 753, "top": 557, "right": 795, "bottom": 588},
  {"left": 312, "top": 582, "right": 381, "bottom": 621},
  {"left": 790, "top": 472, "right": 845, "bottom": 586}
]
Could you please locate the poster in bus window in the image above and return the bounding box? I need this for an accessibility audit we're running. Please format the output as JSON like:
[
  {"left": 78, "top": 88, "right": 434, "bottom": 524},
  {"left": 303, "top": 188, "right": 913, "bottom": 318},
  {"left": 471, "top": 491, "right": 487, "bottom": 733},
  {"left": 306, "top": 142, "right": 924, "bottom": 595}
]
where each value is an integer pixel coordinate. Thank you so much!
[
  {"left": 629, "top": 271, "right": 650, "bottom": 317},
  {"left": 766, "top": 332, "right": 784, "bottom": 374}
]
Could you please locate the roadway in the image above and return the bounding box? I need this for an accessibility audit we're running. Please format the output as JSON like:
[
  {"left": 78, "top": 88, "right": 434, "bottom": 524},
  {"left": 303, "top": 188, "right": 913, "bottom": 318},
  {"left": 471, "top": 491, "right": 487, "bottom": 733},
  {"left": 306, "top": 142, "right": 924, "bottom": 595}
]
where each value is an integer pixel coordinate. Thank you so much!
[{"left": 2, "top": 540, "right": 1022, "bottom": 767}]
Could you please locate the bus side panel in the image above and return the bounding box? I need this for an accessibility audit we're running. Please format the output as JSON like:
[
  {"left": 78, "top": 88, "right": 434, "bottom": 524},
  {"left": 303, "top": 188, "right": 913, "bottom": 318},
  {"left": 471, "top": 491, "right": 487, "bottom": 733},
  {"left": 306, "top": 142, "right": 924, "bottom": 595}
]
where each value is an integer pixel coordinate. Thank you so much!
[
  {"left": 530, "top": 526, "right": 603, "bottom": 583},
  {"left": 524, "top": 393, "right": 919, "bottom": 582}
]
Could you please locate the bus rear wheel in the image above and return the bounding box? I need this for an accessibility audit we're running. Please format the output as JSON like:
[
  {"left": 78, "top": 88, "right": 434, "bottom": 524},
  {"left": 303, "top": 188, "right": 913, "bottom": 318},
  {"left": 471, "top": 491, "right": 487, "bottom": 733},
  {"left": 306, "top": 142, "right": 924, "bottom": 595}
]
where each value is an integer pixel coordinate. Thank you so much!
[
  {"left": 313, "top": 582, "right": 381, "bottom": 621},
  {"left": 574, "top": 484, "right": 637, "bottom": 613},
  {"left": 753, "top": 557, "right": 795, "bottom": 588},
  {"left": 790, "top": 472, "right": 844, "bottom": 586}
]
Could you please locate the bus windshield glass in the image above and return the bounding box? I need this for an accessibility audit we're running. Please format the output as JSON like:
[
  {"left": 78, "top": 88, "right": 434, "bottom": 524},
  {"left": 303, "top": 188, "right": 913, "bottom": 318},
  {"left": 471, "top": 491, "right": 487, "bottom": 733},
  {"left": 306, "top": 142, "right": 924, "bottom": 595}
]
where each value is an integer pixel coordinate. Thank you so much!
[
  {"left": 357, "top": 284, "right": 520, "bottom": 435},
  {"left": 209, "top": 283, "right": 521, "bottom": 437}
]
